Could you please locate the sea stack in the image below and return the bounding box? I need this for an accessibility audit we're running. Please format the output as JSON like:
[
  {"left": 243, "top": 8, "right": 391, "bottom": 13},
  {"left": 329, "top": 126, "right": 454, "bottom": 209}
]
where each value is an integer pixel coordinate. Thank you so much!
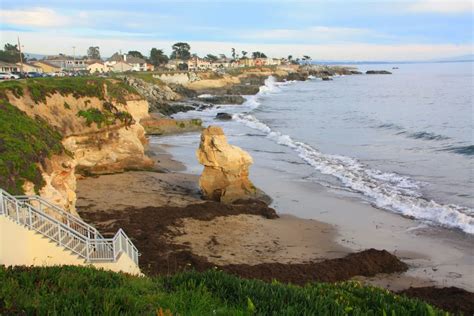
[{"left": 196, "top": 126, "right": 257, "bottom": 203}]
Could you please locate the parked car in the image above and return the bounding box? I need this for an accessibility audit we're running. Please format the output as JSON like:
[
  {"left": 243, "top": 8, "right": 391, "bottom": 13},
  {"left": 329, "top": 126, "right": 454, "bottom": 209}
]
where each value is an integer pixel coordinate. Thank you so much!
[
  {"left": 26, "top": 72, "right": 44, "bottom": 78},
  {"left": 0, "top": 72, "right": 19, "bottom": 80}
]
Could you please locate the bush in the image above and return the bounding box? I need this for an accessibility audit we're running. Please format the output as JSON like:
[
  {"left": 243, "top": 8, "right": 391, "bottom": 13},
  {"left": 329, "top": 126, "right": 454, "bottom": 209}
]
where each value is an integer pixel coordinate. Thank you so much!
[{"left": 0, "top": 266, "right": 447, "bottom": 315}]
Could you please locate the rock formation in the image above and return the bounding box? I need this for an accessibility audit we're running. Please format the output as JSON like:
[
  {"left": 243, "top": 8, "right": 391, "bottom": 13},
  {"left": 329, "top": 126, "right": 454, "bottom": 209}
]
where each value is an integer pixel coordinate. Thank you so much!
[{"left": 196, "top": 126, "right": 258, "bottom": 203}]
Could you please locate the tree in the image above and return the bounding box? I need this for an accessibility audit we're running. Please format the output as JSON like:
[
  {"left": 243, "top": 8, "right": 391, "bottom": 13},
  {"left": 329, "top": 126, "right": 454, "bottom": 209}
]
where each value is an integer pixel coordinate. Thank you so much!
[
  {"left": 0, "top": 43, "right": 25, "bottom": 63},
  {"left": 177, "top": 62, "right": 188, "bottom": 71},
  {"left": 170, "top": 42, "right": 191, "bottom": 60},
  {"left": 252, "top": 51, "right": 267, "bottom": 59},
  {"left": 231, "top": 48, "right": 236, "bottom": 60},
  {"left": 87, "top": 46, "right": 100, "bottom": 60},
  {"left": 204, "top": 54, "right": 218, "bottom": 62},
  {"left": 219, "top": 54, "right": 227, "bottom": 60},
  {"left": 302, "top": 55, "right": 312, "bottom": 65},
  {"left": 241, "top": 51, "right": 248, "bottom": 59},
  {"left": 128, "top": 50, "right": 145, "bottom": 59},
  {"left": 288, "top": 55, "right": 293, "bottom": 61},
  {"left": 149, "top": 48, "right": 169, "bottom": 66}
]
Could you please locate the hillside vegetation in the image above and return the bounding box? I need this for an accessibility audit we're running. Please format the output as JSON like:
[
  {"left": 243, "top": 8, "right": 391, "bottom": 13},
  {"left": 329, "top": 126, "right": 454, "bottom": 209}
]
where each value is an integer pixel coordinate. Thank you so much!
[
  {"left": 0, "top": 266, "right": 447, "bottom": 315},
  {"left": 0, "top": 100, "right": 64, "bottom": 194},
  {"left": 0, "top": 77, "right": 138, "bottom": 104}
]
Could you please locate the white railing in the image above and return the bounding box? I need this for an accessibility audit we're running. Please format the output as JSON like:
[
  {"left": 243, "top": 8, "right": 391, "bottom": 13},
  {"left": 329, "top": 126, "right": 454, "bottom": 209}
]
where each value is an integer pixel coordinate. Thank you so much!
[{"left": 0, "top": 189, "right": 139, "bottom": 266}]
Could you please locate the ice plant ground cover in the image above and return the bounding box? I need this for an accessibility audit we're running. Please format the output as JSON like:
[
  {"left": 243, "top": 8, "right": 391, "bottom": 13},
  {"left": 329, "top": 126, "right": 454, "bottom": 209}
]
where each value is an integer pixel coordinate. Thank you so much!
[{"left": 0, "top": 265, "right": 446, "bottom": 315}]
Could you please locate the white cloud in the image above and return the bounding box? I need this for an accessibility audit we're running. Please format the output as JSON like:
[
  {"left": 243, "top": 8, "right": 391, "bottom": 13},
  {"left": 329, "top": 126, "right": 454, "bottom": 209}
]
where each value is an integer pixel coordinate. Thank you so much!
[
  {"left": 0, "top": 7, "right": 70, "bottom": 27},
  {"left": 2, "top": 30, "right": 472, "bottom": 61},
  {"left": 407, "top": 0, "right": 473, "bottom": 13}
]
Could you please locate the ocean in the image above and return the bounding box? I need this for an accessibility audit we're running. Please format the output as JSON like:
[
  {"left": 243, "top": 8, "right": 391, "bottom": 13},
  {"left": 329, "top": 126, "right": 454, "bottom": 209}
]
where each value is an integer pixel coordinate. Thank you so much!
[{"left": 155, "top": 62, "right": 474, "bottom": 235}]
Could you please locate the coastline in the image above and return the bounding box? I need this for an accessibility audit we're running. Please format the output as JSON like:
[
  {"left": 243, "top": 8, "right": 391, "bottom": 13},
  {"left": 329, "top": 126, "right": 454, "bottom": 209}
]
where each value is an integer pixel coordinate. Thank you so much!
[
  {"left": 156, "top": 132, "right": 474, "bottom": 292},
  {"left": 76, "top": 140, "right": 473, "bottom": 293}
]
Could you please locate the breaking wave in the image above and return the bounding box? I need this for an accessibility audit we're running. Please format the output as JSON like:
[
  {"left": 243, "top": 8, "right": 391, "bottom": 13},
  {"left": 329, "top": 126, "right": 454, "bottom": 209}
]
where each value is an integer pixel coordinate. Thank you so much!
[{"left": 232, "top": 77, "right": 474, "bottom": 234}]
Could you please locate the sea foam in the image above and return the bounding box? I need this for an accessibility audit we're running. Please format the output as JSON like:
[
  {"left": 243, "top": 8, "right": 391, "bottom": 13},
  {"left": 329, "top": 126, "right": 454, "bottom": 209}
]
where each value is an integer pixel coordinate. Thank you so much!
[{"left": 233, "top": 77, "right": 474, "bottom": 234}]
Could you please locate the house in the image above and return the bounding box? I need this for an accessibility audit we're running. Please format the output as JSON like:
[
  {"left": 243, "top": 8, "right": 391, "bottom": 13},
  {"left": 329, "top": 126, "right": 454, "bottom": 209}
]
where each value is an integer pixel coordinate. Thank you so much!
[
  {"left": 254, "top": 58, "right": 267, "bottom": 67},
  {"left": 16, "top": 62, "right": 43, "bottom": 73},
  {"left": 31, "top": 61, "right": 61, "bottom": 73},
  {"left": 0, "top": 61, "right": 19, "bottom": 73},
  {"left": 165, "top": 59, "right": 186, "bottom": 71},
  {"left": 107, "top": 61, "right": 133, "bottom": 73},
  {"left": 87, "top": 62, "right": 107, "bottom": 73},
  {"left": 146, "top": 63, "right": 155, "bottom": 72},
  {"left": 44, "top": 55, "right": 87, "bottom": 71},
  {"left": 187, "top": 57, "right": 212, "bottom": 71},
  {"left": 108, "top": 53, "right": 147, "bottom": 72}
]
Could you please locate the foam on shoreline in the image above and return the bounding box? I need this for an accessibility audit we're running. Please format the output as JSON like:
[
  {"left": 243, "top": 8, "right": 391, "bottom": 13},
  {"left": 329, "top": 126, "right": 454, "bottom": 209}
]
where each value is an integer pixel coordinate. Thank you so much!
[{"left": 233, "top": 77, "right": 474, "bottom": 234}]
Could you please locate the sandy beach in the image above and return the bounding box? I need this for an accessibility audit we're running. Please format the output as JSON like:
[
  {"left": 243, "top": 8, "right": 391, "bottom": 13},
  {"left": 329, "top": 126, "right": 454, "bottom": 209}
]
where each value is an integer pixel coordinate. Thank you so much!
[{"left": 77, "top": 140, "right": 473, "bottom": 293}]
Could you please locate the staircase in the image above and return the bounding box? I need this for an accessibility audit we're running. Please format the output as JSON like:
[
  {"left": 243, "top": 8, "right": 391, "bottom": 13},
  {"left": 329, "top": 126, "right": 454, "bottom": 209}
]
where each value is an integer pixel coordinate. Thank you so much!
[{"left": 0, "top": 189, "right": 139, "bottom": 266}]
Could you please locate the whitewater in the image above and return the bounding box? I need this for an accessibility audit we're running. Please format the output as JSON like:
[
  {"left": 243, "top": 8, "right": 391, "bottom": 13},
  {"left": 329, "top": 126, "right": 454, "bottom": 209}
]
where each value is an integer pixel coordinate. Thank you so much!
[
  {"left": 172, "top": 63, "right": 474, "bottom": 235},
  {"left": 233, "top": 74, "right": 474, "bottom": 235}
]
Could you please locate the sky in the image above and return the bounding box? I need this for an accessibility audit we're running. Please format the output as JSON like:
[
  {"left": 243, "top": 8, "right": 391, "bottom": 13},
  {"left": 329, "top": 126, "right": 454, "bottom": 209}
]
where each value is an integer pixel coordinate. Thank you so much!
[{"left": 0, "top": 0, "right": 473, "bottom": 61}]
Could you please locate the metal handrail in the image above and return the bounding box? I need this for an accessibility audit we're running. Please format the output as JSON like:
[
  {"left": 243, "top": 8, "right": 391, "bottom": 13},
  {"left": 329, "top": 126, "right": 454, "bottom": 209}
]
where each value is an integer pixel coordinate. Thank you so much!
[
  {"left": 15, "top": 195, "right": 105, "bottom": 240},
  {"left": 0, "top": 189, "right": 139, "bottom": 265}
]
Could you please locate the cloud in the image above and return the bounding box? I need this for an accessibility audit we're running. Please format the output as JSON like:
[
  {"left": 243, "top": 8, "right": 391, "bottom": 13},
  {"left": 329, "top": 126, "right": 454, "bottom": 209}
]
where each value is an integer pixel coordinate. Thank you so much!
[
  {"left": 0, "top": 7, "right": 70, "bottom": 27},
  {"left": 238, "top": 26, "right": 387, "bottom": 43},
  {"left": 2, "top": 30, "right": 472, "bottom": 61},
  {"left": 407, "top": 0, "right": 473, "bottom": 14}
]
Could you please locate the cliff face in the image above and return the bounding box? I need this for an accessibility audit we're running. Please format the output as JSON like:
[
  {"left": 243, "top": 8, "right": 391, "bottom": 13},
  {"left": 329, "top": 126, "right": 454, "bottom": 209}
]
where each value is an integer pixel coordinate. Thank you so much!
[
  {"left": 4, "top": 80, "right": 153, "bottom": 214},
  {"left": 196, "top": 126, "right": 257, "bottom": 203}
]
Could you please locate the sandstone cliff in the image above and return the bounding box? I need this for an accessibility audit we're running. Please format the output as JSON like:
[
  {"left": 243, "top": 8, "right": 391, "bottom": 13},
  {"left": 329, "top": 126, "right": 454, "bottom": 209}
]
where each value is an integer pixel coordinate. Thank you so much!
[
  {"left": 196, "top": 126, "right": 258, "bottom": 203},
  {"left": 2, "top": 78, "right": 154, "bottom": 215}
]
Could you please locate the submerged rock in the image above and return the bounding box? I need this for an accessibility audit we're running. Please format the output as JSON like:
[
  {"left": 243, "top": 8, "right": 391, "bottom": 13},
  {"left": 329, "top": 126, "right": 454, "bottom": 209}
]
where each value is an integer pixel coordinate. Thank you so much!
[
  {"left": 196, "top": 126, "right": 259, "bottom": 203},
  {"left": 197, "top": 95, "right": 246, "bottom": 105},
  {"left": 215, "top": 112, "right": 233, "bottom": 120},
  {"left": 321, "top": 77, "right": 333, "bottom": 81},
  {"left": 366, "top": 70, "right": 392, "bottom": 75}
]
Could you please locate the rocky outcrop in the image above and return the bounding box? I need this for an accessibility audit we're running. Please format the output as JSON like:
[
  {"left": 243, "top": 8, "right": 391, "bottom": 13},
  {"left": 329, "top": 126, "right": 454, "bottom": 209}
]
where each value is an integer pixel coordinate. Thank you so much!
[
  {"left": 5, "top": 84, "right": 154, "bottom": 213},
  {"left": 196, "top": 126, "right": 258, "bottom": 203},
  {"left": 141, "top": 116, "right": 203, "bottom": 135},
  {"left": 123, "top": 76, "right": 182, "bottom": 114},
  {"left": 366, "top": 70, "right": 392, "bottom": 75},
  {"left": 196, "top": 95, "right": 246, "bottom": 105},
  {"left": 215, "top": 113, "right": 233, "bottom": 120}
]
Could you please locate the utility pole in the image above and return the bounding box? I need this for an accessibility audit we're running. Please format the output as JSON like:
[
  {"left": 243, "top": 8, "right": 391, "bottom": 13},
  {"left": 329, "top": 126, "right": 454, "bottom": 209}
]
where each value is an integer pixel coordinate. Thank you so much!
[
  {"left": 17, "top": 36, "right": 24, "bottom": 77},
  {"left": 120, "top": 49, "right": 123, "bottom": 73},
  {"left": 72, "top": 46, "right": 76, "bottom": 73}
]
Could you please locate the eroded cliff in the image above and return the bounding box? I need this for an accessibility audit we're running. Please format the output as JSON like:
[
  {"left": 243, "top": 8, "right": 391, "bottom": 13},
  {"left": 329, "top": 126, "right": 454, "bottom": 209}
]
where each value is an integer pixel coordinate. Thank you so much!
[{"left": 0, "top": 78, "right": 154, "bottom": 215}]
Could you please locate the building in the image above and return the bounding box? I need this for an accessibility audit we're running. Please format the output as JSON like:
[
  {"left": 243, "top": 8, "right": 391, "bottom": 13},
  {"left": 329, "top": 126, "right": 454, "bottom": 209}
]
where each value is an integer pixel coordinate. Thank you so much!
[
  {"left": 31, "top": 61, "right": 61, "bottom": 73},
  {"left": 0, "top": 61, "right": 19, "bottom": 73},
  {"left": 107, "top": 61, "right": 133, "bottom": 73},
  {"left": 44, "top": 55, "right": 87, "bottom": 71},
  {"left": 108, "top": 53, "right": 147, "bottom": 72},
  {"left": 186, "top": 57, "right": 213, "bottom": 71},
  {"left": 87, "top": 62, "right": 107, "bottom": 73},
  {"left": 165, "top": 59, "right": 186, "bottom": 71},
  {"left": 146, "top": 63, "right": 155, "bottom": 72},
  {"left": 16, "top": 62, "right": 43, "bottom": 73}
]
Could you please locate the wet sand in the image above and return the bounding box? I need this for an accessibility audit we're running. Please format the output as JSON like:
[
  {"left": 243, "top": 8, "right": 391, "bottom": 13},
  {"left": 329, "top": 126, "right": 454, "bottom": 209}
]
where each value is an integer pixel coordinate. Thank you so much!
[
  {"left": 170, "top": 214, "right": 348, "bottom": 265},
  {"left": 77, "top": 142, "right": 473, "bottom": 291}
]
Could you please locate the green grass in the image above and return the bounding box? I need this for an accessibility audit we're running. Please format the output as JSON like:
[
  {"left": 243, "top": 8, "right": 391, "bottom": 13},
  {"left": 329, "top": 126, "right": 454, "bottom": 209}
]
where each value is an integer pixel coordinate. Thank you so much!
[
  {"left": 128, "top": 72, "right": 167, "bottom": 86},
  {"left": 0, "top": 265, "right": 447, "bottom": 316},
  {"left": 0, "top": 101, "right": 64, "bottom": 194},
  {"left": 0, "top": 77, "right": 138, "bottom": 105}
]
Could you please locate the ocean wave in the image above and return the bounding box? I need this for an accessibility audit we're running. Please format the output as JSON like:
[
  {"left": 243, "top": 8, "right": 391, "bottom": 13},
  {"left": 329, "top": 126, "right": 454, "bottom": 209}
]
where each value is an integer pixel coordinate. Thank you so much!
[
  {"left": 405, "top": 131, "right": 451, "bottom": 141},
  {"left": 440, "top": 145, "right": 474, "bottom": 156},
  {"left": 377, "top": 123, "right": 451, "bottom": 141},
  {"left": 234, "top": 113, "right": 474, "bottom": 234}
]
